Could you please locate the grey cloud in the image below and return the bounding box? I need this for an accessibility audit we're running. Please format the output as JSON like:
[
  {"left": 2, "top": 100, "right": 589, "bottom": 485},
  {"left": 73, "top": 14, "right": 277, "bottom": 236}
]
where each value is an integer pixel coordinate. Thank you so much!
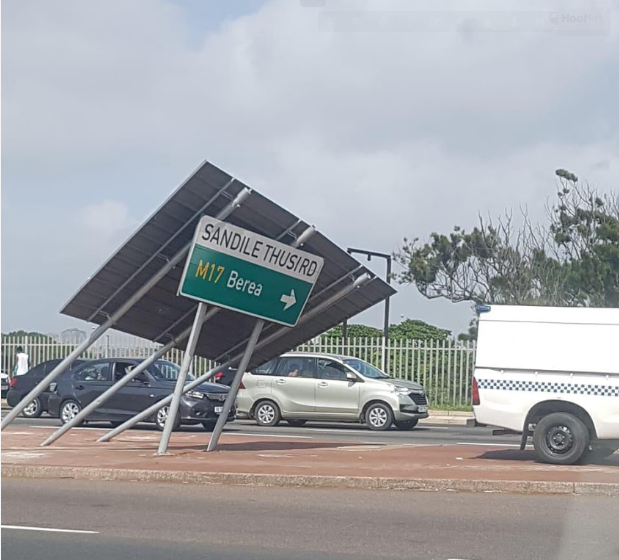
[{"left": 2, "top": 0, "right": 618, "bottom": 335}]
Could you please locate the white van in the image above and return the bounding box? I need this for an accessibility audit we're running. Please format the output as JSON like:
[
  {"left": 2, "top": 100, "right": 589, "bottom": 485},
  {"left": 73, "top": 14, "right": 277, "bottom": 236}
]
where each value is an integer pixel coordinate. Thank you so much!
[{"left": 472, "top": 305, "right": 619, "bottom": 465}]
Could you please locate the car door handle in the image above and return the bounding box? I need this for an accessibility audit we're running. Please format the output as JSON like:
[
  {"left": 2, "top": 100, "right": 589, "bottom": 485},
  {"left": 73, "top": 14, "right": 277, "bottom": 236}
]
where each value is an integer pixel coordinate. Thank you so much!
[
  {"left": 276, "top": 379, "right": 286, "bottom": 385},
  {"left": 318, "top": 382, "right": 328, "bottom": 388},
  {"left": 75, "top": 385, "right": 85, "bottom": 390}
]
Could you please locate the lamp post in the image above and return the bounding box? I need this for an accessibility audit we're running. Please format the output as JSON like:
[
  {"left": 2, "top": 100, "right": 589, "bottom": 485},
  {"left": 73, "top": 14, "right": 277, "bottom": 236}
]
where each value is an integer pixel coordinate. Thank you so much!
[{"left": 343, "top": 248, "right": 392, "bottom": 372}]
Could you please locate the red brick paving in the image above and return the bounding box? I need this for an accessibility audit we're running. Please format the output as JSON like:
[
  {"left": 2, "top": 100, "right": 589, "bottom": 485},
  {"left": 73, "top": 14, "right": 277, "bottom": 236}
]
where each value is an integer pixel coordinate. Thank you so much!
[{"left": 2, "top": 426, "right": 618, "bottom": 484}]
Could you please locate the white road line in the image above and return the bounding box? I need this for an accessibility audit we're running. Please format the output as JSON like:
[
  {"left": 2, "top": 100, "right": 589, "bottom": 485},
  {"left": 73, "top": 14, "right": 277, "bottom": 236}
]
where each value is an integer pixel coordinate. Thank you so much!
[
  {"left": 457, "top": 442, "right": 522, "bottom": 447},
  {"left": 226, "top": 432, "right": 313, "bottom": 439},
  {"left": 27, "top": 426, "right": 114, "bottom": 431},
  {"left": 1, "top": 525, "right": 99, "bottom": 534}
]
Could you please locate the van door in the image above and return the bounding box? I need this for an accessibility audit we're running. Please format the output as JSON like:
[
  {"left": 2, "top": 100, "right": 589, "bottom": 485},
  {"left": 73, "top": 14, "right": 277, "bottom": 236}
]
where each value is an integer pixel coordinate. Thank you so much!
[
  {"left": 314, "top": 359, "right": 361, "bottom": 419},
  {"left": 270, "top": 357, "right": 318, "bottom": 416}
]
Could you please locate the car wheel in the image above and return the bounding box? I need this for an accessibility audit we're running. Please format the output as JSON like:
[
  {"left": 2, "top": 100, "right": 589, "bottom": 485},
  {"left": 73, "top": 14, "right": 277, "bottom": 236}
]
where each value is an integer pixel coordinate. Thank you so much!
[
  {"left": 254, "top": 401, "right": 281, "bottom": 427},
  {"left": 533, "top": 412, "right": 589, "bottom": 465},
  {"left": 59, "top": 400, "right": 84, "bottom": 426},
  {"left": 394, "top": 418, "right": 419, "bottom": 431},
  {"left": 22, "top": 397, "right": 43, "bottom": 419},
  {"left": 202, "top": 421, "right": 217, "bottom": 431},
  {"left": 365, "top": 403, "right": 394, "bottom": 431},
  {"left": 154, "top": 405, "right": 181, "bottom": 432},
  {"left": 286, "top": 420, "right": 307, "bottom": 427}
]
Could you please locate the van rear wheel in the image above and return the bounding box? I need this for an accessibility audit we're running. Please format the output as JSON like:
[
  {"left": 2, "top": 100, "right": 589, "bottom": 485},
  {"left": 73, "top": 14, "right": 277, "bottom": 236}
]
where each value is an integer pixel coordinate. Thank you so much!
[{"left": 533, "top": 412, "right": 589, "bottom": 465}]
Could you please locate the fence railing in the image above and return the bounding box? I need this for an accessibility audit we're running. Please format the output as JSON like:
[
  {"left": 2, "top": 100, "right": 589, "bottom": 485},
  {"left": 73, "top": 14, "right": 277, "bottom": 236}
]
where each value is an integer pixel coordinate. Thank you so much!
[{"left": 1, "top": 335, "right": 476, "bottom": 408}]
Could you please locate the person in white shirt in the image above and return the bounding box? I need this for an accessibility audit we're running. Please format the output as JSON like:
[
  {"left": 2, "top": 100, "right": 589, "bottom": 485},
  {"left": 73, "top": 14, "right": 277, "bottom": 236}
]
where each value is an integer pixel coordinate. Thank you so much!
[{"left": 14, "top": 346, "right": 29, "bottom": 377}]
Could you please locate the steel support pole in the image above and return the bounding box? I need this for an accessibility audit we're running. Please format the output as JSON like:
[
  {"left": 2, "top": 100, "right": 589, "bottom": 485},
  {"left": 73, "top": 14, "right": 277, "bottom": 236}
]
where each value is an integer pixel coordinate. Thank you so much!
[
  {"left": 40, "top": 307, "right": 216, "bottom": 446},
  {"left": 2, "top": 325, "right": 113, "bottom": 429},
  {"left": 1, "top": 188, "right": 251, "bottom": 431},
  {"left": 98, "top": 272, "right": 371, "bottom": 443},
  {"left": 206, "top": 319, "right": 264, "bottom": 452},
  {"left": 87, "top": 180, "right": 242, "bottom": 323},
  {"left": 2, "top": 189, "right": 251, "bottom": 431},
  {"left": 157, "top": 303, "right": 207, "bottom": 455},
  {"left": 382, "top": 256, "right": 392, "bottom": 373}
]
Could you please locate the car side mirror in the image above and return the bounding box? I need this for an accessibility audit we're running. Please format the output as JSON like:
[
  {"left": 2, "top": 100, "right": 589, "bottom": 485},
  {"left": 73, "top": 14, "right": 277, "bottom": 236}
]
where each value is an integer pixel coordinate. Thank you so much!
[{"left": 346, "top": 372, "right": 357, "bottom": 382}]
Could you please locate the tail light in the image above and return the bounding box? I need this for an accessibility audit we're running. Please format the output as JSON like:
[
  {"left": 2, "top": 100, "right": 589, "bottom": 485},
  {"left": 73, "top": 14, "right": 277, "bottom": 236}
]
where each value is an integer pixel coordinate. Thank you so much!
[
  {"left": 239, "top": 380, "right": 246, "bottom": 390},
  {"left": 472, "top": 377, "right": 480, "bottom": 406},
  {"left": 10, "top": 378, "right": 18, "bottom": 388}
]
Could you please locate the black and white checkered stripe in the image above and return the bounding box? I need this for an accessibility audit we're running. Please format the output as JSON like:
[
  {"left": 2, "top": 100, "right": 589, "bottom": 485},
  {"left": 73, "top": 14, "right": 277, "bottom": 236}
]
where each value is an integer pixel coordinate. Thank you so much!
[{"left": 477, "top": 378, "right": 619, "bottom": 397}]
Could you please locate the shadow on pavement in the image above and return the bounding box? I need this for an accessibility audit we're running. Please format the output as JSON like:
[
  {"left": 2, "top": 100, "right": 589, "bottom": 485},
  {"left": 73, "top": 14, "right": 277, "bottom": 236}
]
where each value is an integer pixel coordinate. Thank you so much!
[
  {"left": 205, "top": 440, "right": 351, "bottom": 452},
  {"left": 476, "top": 448, "right": 619, "bottom": 467}
]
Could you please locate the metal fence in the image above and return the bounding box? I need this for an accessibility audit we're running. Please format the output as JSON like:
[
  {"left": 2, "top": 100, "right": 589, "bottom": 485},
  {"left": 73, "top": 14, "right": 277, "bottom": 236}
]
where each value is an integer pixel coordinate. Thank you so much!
[{"left": 1, "top": 335, "right": 476, "bottom": 408}]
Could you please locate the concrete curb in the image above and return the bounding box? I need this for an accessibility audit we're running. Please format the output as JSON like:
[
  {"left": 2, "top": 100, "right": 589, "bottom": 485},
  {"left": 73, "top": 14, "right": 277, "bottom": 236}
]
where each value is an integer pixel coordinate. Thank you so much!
[{"left": 3, "top": 465, "right": 617, "bottom": 496}]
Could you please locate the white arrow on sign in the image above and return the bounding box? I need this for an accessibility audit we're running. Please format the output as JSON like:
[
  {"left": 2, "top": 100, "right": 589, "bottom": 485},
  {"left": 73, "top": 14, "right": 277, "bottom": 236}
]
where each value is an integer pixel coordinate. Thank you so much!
[{"left": 280, "top": 289, "right": 297, "bottom": 310}]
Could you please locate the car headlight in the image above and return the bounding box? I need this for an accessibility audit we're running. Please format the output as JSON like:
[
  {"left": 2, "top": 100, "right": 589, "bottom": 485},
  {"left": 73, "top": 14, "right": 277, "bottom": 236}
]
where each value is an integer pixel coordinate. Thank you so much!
[
  {"left": 392, "top": 386, "right": 410, "bottom": 396},
  {"left": 187, "top": 390, "right": 205, "bottom": 399}
]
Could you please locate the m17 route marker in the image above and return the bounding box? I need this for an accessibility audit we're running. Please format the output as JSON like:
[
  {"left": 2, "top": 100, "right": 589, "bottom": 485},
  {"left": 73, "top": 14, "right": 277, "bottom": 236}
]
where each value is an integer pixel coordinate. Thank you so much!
[{"left": 178, "top": 216, "right": 324, "bottom": 326}]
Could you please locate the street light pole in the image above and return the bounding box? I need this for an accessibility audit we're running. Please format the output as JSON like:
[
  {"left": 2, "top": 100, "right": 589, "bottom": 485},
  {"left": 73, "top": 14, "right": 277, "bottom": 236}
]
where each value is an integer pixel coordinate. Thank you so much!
[{"left": 344, "top": 248, "right": 392, "bottom": 372}]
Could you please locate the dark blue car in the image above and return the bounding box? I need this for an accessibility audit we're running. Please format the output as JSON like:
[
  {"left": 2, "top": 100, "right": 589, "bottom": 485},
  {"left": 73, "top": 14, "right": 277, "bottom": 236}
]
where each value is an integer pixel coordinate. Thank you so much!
[
  {"left": 7, "top": 359, "right": 87, "bottom": 418},
  {"left": 47, "top": 358, "right": 234, "bottom": 431}
]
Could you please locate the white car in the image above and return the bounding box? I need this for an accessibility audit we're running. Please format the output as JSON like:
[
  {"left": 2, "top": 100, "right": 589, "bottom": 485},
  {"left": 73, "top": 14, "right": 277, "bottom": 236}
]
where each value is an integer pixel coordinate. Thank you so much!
[
  {"left": 473, "top": 304, "right": 619, "bottom": 465},
  {"left": 237, "top": 352, "right": 429, "bottom": 431}
]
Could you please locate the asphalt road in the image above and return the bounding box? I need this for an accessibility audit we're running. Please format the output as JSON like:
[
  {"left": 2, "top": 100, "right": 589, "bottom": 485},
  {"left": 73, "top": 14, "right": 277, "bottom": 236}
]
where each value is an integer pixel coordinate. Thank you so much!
[
  {"left": 2, "top": 478, "right": 618, "bottom": 560},
  {"left": 1, "top": 413, "right": 522, "bottom": 447}
]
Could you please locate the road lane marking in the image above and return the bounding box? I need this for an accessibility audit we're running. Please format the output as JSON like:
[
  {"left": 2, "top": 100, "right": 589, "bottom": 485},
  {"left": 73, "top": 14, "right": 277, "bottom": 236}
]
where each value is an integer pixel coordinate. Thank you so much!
[
  {"left": 457, "top": 442, "right": 522, "bottom": 447},
  {"left": 226, "top": 432, "right": 313, "bottom": 439},
  {"left": 1, "top": 525, "right": 99, "bottom": 534}
]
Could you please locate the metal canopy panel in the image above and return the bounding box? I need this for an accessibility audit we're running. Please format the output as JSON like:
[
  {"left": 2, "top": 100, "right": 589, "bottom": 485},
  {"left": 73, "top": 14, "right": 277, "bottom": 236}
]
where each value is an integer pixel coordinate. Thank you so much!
[{"left": 61, "top": 161, "right": 396, "bottom": 369}]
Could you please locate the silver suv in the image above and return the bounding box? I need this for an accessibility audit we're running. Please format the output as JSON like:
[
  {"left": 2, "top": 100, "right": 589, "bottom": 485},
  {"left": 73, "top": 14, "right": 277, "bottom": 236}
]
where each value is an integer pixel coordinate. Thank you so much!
[{"left": 237, "top": 352, "right": 429, "bottom": 431}]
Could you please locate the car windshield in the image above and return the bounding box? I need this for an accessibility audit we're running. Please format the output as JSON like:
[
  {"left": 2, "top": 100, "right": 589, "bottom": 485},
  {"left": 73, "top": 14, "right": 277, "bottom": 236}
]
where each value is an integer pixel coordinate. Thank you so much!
[
  {"left": 149, "top": 360, "right": 194, "bottom": 382},
  {"left": 342, "top": 358, "right": 390, "bottom": 379}
]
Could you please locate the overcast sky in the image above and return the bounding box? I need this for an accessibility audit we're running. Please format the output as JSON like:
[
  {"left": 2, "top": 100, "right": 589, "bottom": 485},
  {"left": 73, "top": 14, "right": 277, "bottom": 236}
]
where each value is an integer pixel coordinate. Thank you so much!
[{"left": 2, "top": 0, "right": 617, "bottom": 337}]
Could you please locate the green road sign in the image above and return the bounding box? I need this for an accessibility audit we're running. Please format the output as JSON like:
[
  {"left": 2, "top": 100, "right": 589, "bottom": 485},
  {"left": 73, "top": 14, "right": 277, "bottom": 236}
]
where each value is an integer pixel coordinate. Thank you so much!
[{"left": 178, "top": 216, "right": 324, "bottom": 326}]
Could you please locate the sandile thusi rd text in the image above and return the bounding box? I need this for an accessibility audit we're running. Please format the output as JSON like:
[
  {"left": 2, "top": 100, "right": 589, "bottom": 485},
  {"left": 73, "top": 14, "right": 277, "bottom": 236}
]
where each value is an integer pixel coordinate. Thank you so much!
[{"left": 199, "top": 220, "right": 320, "bottom": 280}]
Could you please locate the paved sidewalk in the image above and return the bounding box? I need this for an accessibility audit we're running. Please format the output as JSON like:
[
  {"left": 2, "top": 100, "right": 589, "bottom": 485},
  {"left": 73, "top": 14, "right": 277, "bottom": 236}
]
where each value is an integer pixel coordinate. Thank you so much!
[{"left": 2, "top": 425, "right": 617, "bottom": 495}]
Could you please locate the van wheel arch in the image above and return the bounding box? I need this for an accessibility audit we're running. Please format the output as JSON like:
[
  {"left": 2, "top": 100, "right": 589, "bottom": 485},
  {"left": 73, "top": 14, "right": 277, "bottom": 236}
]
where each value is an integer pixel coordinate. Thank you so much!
[{"left": 524, "top": 400, "right": 597, "bottom": 440}]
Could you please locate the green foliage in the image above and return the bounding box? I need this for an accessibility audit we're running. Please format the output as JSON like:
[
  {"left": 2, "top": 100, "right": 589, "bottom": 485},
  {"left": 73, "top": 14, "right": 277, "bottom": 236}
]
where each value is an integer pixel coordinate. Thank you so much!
[
  {"left": 325, "top": 319, "right": 450, "bottom": 340},
  {"left": 1, "top": 330, "right": 56, "bottom": 342},
  {"left": 324, "top": 324, "right": 383, "bottom": 338},
  {"left": 395, "top": 170, "right": 619, "bottom": 328},
  {"left": 1, "top": 331, "right": 74, "bottom": 373},
  {"left": 389, "top": 319, "right": 450, "bottom": 340}
]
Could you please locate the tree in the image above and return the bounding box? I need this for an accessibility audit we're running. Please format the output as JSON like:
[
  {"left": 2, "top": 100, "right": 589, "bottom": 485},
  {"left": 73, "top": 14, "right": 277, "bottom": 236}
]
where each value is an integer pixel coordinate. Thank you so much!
[
  {"left": 324, "top": 324, "right": 383, "bottom": 338},
  {"left": 1, "top": 330, "right": 56, "bottom": 341},
  {"left": 389, "top": 319, "right": 450, "bottom": 340},
  {"left": 394, "top": 170, "right": 619, "bottom": 328},
  {"left": 550, "top": 169, "right": 619, "bottom": 306},
  {"left": 324, "top": 319, "right": 449, "bottom": 340}
]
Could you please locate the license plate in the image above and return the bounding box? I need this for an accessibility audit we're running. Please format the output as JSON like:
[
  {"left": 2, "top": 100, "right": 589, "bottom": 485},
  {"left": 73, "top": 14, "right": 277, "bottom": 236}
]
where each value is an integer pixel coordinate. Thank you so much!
[
  {"left": 214, "top": 406, "right": 224, "bottom": 414},
  {"left": 417, "top": 406, "right": 428, "bottom": 413}
]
